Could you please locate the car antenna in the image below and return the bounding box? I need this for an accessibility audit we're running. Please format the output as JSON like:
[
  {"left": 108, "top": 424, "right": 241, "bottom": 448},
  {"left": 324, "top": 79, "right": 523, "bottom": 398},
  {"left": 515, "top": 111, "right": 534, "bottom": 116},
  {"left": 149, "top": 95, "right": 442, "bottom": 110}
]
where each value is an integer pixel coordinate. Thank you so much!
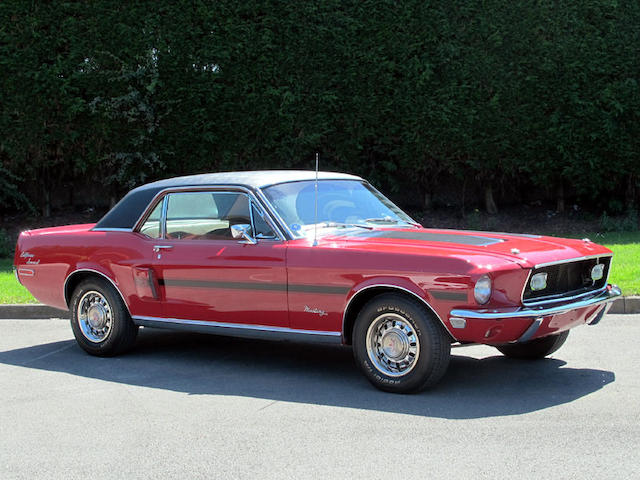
[{"left": 313, "top": 152, "right": 319, "bottom": 247}]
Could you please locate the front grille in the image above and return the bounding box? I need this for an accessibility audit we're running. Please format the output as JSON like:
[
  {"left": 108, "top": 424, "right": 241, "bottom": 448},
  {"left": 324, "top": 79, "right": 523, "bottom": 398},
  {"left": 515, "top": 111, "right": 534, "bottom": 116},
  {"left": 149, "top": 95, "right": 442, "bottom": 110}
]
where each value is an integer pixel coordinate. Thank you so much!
[{"left": 523, "top": 256, "right": 611, "bottom": 304}]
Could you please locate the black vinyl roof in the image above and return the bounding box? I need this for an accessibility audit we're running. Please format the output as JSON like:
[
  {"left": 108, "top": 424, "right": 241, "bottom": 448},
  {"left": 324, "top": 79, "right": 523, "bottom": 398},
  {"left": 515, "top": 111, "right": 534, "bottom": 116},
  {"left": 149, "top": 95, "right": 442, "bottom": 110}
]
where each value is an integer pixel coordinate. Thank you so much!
[{"left": 94, "top": 170, "right": 360, "bottom": 229}]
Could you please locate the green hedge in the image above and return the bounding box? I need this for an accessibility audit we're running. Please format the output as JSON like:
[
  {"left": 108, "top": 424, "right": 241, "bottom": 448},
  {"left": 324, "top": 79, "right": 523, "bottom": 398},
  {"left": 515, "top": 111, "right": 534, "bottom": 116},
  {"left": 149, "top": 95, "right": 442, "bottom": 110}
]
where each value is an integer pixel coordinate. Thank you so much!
[{"left": 1, "top": 1, "right": 638, "bottom": 215}]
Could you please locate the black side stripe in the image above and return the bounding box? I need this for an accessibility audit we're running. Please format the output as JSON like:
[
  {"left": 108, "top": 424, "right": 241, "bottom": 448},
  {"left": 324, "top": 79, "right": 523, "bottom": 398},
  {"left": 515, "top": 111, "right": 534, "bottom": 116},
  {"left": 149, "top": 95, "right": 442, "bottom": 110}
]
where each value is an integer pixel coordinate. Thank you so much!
[
  {"left": 160, "top": 279, "right": 349, "bottom": 294},
  {"left": 288, "top": 284, "right": 350, "bottom": 294},
  {"left": 161, "top": 279, "right": 285, "bottom": 291},
  {"left": 430, "top": 290, "right": 468, "bottom": 301}
]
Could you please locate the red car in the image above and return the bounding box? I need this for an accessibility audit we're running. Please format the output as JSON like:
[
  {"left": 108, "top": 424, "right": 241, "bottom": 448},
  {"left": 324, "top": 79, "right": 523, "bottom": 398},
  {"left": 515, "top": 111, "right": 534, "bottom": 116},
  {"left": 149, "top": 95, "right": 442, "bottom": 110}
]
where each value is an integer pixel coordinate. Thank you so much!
[{"left": 14, "top": 171, "right": 621, "bottom": 392}]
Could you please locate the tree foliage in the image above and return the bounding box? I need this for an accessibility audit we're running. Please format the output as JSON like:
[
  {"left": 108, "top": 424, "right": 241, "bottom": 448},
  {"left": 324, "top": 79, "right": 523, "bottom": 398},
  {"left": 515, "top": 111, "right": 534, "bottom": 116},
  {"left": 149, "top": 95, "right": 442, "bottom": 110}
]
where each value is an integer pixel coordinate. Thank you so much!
[{"left": 0, "top": 0, "right": 638, "bottom": 215}]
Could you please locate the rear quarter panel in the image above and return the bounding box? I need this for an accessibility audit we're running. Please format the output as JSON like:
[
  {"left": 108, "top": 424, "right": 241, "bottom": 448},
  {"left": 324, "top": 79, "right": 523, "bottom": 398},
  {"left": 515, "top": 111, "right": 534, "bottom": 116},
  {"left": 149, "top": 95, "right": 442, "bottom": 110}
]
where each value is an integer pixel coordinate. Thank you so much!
[{"left": 14, "top": 226, "right": 147, "bottom": 311}]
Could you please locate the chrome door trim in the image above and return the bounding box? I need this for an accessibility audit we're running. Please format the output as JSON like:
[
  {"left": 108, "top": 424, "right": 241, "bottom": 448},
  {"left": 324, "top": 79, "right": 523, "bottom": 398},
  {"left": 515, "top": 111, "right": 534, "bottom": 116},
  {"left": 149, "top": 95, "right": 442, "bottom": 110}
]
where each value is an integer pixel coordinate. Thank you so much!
[{"left": 132, "top": 315, "right": 342, "bottom": 344}]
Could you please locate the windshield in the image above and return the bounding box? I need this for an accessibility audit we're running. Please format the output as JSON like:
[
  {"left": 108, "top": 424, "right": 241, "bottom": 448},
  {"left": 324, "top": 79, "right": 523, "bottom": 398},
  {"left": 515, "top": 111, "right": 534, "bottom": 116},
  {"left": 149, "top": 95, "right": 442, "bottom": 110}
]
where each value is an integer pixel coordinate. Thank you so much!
[{"left": 262, "top": 180, "right": 418, "bottom": 238}]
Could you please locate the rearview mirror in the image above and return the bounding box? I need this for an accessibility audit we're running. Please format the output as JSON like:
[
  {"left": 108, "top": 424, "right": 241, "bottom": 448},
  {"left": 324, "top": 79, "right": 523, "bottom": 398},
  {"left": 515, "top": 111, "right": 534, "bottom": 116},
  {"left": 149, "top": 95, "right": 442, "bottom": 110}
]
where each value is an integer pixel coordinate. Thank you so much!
[{"left": 230, "top": 224, "right": 257, "bottom": 244}]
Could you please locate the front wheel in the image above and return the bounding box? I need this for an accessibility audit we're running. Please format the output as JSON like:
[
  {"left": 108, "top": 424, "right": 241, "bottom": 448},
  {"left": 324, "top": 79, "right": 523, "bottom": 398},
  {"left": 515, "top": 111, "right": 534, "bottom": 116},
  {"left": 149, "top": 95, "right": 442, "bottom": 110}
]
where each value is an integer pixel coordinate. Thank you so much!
[
  {"left": 70, "top": 278, "right": 138, "bottom": 356},
  {"left": 352, "top": 293, "right": 451, "bottom": 393},
  {"left": 496, "top": 330, "right": 569, "bottom": 359}
]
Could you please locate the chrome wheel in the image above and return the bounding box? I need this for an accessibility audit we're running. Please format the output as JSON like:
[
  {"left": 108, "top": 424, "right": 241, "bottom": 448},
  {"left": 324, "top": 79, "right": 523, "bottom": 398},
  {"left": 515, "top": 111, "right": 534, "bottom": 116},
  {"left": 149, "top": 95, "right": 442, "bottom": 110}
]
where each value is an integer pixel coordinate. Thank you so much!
[
  {"left": 77, "top": 290, "right": 113, "bottom": 343},
  {"left": 366, "top": 313, "right": 420, "bottom": 377}
]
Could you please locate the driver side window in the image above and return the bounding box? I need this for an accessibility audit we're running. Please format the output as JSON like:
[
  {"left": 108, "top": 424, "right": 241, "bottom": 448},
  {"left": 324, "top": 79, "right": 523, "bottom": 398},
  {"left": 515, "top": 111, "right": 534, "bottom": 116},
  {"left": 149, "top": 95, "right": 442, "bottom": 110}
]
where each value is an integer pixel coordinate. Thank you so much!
[{"left": 165, "top": 191, "right": 251, "bottom": 240}]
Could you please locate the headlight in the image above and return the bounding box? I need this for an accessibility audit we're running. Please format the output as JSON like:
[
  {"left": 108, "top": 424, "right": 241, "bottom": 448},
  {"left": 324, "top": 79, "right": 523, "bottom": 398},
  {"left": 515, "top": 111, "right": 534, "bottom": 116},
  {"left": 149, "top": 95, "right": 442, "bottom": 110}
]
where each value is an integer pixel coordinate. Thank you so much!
[
  {"left": 474, "top": 275, "right": 492, "bottom": 304},
  {"left": 591, "top": 264, "right": 604, "bottom": 281},
  {"left": 530, "top": 272, "right": 548, "bottom": 291}
]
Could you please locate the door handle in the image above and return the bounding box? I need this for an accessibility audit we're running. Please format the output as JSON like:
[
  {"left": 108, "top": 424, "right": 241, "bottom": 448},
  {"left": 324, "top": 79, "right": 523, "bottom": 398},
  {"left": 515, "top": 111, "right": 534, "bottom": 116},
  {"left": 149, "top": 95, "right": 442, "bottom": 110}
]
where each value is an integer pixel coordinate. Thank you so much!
[{"left": 153, "top": 245, "right": 174, "bottom": 253}]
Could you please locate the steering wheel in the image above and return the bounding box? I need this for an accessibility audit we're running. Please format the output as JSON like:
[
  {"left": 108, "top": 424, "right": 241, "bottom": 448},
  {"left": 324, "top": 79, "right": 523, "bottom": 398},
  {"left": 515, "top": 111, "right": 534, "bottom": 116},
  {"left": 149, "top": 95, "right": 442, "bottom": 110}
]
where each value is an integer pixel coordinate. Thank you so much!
[
  {"left": 167, "top": 231, "right": 194, "bottom": 240},
  {"left": 204, "top": 228, "right": 232, "bottom": 239},
  {"left": 322, "top": 197, "right": 354, "bottom": 222}
]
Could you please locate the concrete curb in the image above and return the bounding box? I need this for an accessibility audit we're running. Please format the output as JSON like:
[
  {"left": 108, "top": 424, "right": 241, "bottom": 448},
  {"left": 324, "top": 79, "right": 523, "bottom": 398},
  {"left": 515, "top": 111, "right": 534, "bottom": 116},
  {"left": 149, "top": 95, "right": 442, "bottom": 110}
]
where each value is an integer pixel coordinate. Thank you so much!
[
  {"left": 1, "top": 297, "right": 639, "bottom": 319},
  {"left": 608, "top": 296, "right": 640, "bottom": 315},
  {"left": 0, "top": 304, "right": 69, "bottom": 319}
]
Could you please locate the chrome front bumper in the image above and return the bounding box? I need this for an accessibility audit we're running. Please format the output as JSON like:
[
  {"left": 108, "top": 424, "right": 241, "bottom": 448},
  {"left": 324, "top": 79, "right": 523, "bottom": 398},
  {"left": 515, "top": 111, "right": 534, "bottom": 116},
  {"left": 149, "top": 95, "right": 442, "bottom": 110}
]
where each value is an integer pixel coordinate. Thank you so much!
[{"left": 450, "top": 284, "right": 621, "bottom": 320}]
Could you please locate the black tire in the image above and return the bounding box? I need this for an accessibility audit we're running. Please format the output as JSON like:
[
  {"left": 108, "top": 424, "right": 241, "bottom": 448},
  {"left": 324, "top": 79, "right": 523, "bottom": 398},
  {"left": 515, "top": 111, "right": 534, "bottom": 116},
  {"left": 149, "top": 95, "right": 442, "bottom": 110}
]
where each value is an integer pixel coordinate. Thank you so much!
[
  {"left": 352, "top": 293, "right": 451, "bottom": 393},
  {"left": 70, "top": 278, "right": 138, "bottom": 356},
  {"left": 496, "top": 330, "right": 569, "bottom": 359}
]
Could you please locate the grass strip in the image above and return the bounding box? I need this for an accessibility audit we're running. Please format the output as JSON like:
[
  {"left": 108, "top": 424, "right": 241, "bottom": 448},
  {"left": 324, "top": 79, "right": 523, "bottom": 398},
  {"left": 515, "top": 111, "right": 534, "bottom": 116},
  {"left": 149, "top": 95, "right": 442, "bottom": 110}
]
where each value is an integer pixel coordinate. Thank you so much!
[
  {"left": 0, "top": 258, "right": 38, "bottom": 304},
  {"left": 0, "top": 231, "right": 637, "bottom": 304}
]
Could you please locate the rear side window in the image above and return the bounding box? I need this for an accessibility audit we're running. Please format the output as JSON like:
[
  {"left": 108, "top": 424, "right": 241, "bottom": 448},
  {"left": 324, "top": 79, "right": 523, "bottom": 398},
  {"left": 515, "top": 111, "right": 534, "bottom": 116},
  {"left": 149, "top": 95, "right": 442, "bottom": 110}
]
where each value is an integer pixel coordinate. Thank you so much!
[{"left": 139, "top": 201, "right": 163, "bottom": 239}]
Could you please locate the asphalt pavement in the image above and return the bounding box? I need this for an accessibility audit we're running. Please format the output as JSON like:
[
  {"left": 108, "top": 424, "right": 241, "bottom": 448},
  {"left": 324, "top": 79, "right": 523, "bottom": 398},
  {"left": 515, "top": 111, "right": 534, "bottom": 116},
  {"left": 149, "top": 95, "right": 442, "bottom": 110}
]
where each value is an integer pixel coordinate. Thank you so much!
[{"left": 1, "top": 315, "right": 638, "bottom": 479}]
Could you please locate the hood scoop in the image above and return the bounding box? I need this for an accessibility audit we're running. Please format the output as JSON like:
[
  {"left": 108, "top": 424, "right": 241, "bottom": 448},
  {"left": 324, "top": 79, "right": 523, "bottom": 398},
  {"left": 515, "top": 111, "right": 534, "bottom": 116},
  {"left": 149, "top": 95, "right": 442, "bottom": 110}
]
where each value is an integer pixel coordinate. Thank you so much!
[{"left": 353, "top": 230, "right": 504, "bottom": 246}]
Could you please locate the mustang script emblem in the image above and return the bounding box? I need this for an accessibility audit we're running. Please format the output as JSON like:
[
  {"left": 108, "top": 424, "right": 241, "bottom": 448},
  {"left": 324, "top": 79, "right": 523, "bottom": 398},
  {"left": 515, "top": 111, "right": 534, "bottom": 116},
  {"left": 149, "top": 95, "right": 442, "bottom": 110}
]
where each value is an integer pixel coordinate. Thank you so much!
[{"left": 304, "top": 305, "right": 328, "bottom": 317}]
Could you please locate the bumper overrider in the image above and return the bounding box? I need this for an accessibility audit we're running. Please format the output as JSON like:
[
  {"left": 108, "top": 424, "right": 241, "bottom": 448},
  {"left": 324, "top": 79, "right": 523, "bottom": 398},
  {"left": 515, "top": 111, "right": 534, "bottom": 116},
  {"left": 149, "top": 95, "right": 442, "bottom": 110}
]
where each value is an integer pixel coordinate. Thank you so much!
[{"left": 449, "top": 284, "right": 622, "bottom": 344}]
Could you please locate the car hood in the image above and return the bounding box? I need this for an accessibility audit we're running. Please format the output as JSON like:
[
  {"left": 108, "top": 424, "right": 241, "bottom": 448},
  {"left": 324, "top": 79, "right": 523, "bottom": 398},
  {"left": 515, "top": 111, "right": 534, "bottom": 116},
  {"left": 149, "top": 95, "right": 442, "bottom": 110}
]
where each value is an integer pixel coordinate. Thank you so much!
[{"left": 320, "top": 228, "right": 612, "bottom": 269}]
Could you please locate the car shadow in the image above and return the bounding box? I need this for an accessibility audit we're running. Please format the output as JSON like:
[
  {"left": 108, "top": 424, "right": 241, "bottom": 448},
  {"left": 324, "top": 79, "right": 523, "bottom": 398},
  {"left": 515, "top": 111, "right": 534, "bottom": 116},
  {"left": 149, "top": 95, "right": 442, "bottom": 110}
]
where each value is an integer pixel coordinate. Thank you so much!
[{"left": 0, "top": 328, "right": 614, "bottom": 419}]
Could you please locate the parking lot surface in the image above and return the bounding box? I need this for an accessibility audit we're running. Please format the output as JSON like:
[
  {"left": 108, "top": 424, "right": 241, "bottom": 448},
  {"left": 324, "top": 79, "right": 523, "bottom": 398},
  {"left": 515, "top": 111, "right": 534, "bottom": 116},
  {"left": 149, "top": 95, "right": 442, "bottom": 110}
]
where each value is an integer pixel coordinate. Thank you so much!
[{"left": 1, "top": 314, "right": 638, "bottom": 479}]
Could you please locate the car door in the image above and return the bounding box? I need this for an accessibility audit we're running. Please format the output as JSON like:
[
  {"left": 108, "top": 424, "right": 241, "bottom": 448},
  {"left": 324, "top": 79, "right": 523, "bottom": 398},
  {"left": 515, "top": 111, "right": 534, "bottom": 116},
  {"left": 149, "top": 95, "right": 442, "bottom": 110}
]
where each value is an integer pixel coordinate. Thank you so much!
[{"left": 147, "top": 189, "right": 288, "bottom": 327}]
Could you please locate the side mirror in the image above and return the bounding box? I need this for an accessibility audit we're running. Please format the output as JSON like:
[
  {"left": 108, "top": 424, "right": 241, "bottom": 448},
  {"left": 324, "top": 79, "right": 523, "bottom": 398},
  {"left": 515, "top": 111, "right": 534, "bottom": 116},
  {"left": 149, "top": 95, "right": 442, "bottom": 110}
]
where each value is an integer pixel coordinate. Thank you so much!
[{"left": 230, "top": 224, "right": 257, "bottom": 244}]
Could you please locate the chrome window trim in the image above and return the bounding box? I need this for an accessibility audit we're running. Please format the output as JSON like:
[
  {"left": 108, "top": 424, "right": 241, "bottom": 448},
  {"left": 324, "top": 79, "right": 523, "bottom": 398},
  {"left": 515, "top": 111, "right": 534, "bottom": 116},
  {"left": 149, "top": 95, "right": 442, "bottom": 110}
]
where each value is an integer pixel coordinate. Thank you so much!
[
  {"left": 250, "top": 202, "right": 278, "bottom": 240},
  {"left": 341, "top": 284, "right": 453, "bottom": 343},
  {"left": 133, "top": 185, "right": 287, "bottom": 242},
  {"left": 164, "top": 190, "right": 250, "bottom": 240},
  {"left": 253, "top": 187, "right": 295, "bottom": 239},
  {"left": 248, "top": 196, "right": 256, "bottom": 238},
  {"left": 63, "top": 268, "right": 131, "bottom": 315},
  {"left": 132, "top": 315, "right": 342, "bottom": 344},
  {"left": 159, "top": 195, "right": 168, "bottom": 239}
]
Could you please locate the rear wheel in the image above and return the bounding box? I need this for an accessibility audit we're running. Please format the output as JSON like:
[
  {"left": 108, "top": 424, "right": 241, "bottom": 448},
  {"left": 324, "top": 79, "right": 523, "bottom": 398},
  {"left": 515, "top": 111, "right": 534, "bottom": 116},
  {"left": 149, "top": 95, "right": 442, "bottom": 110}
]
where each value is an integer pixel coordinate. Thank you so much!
[
  {"left": 496, "top": 330, "right": 569, "bottom": 359},
  {"left": 70, "top": 278, "right": 138, "bottom": 356},
  {"left": 352, "top": 293, "right": 451, "bottom": 393}
]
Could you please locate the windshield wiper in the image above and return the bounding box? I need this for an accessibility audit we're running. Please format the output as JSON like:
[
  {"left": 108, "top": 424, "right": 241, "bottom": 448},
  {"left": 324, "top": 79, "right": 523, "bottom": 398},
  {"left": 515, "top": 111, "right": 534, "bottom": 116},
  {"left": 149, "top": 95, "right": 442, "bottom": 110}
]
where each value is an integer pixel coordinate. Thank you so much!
[
  {"left": 364, "top": 217, "right": 399, "bottom": 224},
  {"left": 320, "top": 222, "right": 374, "bottom": 230},
  {"left": 365, "top": 217, "right": 421, "bottom": 228}
]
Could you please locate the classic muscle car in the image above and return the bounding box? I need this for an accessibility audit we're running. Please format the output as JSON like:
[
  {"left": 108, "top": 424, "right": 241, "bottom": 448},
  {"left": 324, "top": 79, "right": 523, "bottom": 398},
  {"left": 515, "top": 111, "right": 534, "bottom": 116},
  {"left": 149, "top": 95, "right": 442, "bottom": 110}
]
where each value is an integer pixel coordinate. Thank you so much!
[{"left": 14, "top": 171, "right": 621, "bottom": 392}]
